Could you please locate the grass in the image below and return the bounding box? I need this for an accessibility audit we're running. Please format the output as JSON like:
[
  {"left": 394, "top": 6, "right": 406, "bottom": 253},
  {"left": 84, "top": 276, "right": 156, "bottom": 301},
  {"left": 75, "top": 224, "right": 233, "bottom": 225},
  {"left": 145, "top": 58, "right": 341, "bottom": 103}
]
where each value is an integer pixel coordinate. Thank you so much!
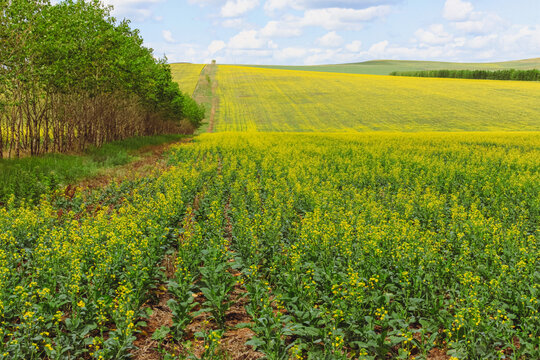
[
  {"left": 249, "top": 57, "right": 540, "bottom": 75},
  {"left": 0, "top": 133, "right": 186, "bottom": 204},
  {"left": 213, "top": 65, "right": 540, "bottom": 132},
  {"left": 170, "top": 63, "right": 206, "bottom": 95},
  {"left": 191, "top": 63, "right": 219, "bottom": 134}
]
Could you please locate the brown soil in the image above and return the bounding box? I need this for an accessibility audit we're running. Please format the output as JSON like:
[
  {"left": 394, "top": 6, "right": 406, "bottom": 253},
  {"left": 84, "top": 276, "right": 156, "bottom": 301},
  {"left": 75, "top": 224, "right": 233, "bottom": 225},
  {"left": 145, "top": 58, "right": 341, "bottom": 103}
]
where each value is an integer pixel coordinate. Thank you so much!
[
  {"left": 207, "top": 82, "right": 218, "bottom": 133},
  {"left": 132, "top": 254, "right": 176, "bottom": 360},
  {"left": 219, "top": 281, "right": 263, "bottom": 360},
  {"left": 427, "top": 348, "right": 451, "bottom": 359},
  {"left": 220, "top": 195, "right": 264, "bottom": 359},
  {"left": 75, "top": 138, "right": 191, "bottom": 191}
]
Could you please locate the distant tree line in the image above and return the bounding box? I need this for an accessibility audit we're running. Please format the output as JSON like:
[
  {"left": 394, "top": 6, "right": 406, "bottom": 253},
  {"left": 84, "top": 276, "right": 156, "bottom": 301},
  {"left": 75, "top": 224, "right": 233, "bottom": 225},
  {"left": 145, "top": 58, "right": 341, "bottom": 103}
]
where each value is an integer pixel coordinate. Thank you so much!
[
  {"left": 390, "top": 69, "right": 540, "bottom": 81},
  {"left": 0, "top": 0, "right": 204, "bottom": 158}
]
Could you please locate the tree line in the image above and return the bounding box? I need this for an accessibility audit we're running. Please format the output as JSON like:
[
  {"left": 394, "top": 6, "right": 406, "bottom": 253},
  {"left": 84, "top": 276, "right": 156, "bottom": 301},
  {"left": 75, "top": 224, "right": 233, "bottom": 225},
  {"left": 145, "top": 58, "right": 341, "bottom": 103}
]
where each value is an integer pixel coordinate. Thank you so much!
[
  {"left": 390, "top": 69, "right": 540, "bottom": 81},
  {"left": 0, "top": 0, "right": 204, "bottom": 158}
]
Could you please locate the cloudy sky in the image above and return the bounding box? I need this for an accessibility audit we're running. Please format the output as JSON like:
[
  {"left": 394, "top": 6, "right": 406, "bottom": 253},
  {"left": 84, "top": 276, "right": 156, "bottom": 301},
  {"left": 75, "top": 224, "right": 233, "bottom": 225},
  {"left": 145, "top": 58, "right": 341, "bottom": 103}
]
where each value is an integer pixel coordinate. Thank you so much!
[{"left": 99, "top": 0, "right": 540, "bottom": 65}]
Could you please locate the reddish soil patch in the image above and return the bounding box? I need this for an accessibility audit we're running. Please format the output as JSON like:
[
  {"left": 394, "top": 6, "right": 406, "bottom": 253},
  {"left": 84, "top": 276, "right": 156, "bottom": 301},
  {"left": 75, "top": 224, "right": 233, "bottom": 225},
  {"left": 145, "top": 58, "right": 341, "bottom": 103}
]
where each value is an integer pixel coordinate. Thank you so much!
[
  {"left": 75, "top": 138, "right": 192, "bottom": 191},
  {"left": 132, "top": 254, "right": 177, "bottom": 360},
  {"left": 207, "top": 83, "right": 218, "bottom": 133},
  {"left": 427, "top": 348, "right": 451, "bottom": 359}
]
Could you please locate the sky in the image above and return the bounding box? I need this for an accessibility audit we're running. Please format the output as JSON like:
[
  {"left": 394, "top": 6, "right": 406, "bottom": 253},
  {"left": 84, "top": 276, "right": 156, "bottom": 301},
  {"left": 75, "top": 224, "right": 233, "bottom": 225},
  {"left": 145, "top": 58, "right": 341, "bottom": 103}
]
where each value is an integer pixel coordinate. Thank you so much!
[{"left": 95, "top": 0, "right": 540, "bottom": 65}]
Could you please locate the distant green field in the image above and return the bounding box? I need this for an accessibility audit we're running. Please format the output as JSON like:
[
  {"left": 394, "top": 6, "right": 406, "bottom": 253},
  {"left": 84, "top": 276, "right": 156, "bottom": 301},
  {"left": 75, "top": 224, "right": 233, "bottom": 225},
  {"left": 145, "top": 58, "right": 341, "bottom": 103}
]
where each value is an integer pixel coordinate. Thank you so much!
[{"left": 250, "top": 58, "right": 540, "bottom": 76}]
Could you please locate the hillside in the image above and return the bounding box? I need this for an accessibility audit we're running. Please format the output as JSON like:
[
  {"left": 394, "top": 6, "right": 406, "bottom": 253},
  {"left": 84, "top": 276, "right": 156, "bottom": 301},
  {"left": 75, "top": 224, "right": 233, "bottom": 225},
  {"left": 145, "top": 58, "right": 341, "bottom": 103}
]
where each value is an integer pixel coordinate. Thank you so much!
[
  {"left": 213, "top": 65, "right": 540, "bottom": 132},
  {"left": 170, "top": 63, "right": 206, "bottom": 95},
  {"left": 249, "top": 58, "right": 540, "bottom": 76}
]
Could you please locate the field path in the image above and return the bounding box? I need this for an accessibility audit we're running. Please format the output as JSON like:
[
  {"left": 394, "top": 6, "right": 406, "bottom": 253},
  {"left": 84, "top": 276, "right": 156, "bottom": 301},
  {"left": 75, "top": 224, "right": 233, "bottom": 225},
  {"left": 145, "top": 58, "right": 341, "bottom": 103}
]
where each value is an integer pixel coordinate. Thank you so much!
[
  {"left": 73, "top": 137, "right": 192, "bottom": 191},
  {"left": 192, "top": 63, "right": 219, "bottom": 133}
]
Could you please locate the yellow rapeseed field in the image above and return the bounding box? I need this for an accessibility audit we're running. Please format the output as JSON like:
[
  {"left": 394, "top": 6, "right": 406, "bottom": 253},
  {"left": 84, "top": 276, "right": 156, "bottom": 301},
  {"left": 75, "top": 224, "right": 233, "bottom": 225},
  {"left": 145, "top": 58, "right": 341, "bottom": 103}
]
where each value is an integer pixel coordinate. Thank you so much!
[
  {"left": 170, "top": 63, "right": 205, "bottom": 95},
  {"left": 2, "top": 61, "right": 539, "bottom": 359},
  {"left": 1, "top": 132, "right": 538, "bottom": 359},
  {"left": 214, "top": 65, "right": 540, "bottom": 132}
]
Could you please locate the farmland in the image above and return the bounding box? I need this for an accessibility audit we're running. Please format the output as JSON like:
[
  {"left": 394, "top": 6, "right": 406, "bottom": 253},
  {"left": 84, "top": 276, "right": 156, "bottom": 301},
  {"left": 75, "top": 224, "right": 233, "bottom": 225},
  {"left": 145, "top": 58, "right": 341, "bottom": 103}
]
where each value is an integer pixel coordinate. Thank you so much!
[
  {"left": 1, "top": 62, "right": 540, "bottom": 360},
  {"left": 170, "top": 64, "right": 206, "bottom": 95},
  {"left": 251, "top": 58, "right": 540, "bottom": 76},
  {"left": 3, "top": 0, "right": 540, "bottom": 358},
  {"left": 0, "top": 132, "right": 538, "bottom": 359},
  {"left": 214, "top": 65, "right": 540, "bottom": 132}
]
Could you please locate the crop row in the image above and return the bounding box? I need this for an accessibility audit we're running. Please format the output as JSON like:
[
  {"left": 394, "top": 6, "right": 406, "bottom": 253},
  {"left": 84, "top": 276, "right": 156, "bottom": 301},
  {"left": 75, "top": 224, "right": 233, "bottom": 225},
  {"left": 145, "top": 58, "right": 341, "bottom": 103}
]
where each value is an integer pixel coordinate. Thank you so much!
[
  {"left": 214, "top": 65, "right": 540, "bottom": 132},
  {"left": 167, "top": 132, "right": 539, "bottom": 359},
  {"left": 0, "top": 132, "right": 538, "bottom": 359}
]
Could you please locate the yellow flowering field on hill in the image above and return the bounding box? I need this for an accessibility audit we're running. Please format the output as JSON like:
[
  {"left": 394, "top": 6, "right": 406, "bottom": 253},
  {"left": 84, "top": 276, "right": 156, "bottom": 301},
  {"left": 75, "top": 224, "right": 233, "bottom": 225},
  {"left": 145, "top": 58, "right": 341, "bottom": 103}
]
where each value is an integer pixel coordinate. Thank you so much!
[
  {"left": 1, "top": 132, "right": 538, "bottom": 359},
  {"left": 214, "top": 65, "right": 540, "bottom": 132},
  {"left": 170, "top": 63, "right": 205, "bottom": 95}
]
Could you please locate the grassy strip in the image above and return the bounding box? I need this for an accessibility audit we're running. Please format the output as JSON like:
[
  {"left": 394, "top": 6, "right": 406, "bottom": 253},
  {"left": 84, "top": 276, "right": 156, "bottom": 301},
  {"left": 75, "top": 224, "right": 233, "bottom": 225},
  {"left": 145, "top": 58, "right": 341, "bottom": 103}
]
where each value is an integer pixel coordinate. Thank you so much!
[
  {"left": 192, "top": 63, "right": 218, "bottom": 134},
  {"left": 0, "top": 134, "right": 186, "bottom": 205}
]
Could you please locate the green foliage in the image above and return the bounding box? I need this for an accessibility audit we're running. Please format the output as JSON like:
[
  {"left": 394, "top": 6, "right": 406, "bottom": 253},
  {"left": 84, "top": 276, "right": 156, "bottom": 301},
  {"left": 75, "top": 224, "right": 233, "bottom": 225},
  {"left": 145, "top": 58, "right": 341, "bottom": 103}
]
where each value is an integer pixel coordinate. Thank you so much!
[
  {"left": 0, "top": 0, "right": 203, "bottom": 158},
  {"left": 391, "top": 68, "right": 540, "bottom": 81},
  {"left": 0, "top": 134, "right": 185, "bottom": 204}
]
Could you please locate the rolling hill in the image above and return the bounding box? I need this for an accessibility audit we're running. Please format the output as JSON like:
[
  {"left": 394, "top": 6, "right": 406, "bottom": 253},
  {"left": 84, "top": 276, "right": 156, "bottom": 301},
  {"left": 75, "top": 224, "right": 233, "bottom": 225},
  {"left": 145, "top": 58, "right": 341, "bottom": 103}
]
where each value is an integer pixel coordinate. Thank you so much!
[
  {"left": 213, "top": 65, "right": 540, "bottom": 132},
  {"left": 248, "top": 58, "right": 540, "bottom": 76}
]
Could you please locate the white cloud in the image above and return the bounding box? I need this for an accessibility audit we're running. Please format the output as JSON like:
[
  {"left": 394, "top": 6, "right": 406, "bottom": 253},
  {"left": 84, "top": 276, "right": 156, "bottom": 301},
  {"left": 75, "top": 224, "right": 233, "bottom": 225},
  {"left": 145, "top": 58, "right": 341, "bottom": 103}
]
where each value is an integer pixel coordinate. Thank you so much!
[
  {"left": 220, "top": 0, "right": 259, "bottom": 17},
  {"left": 221, "top": 18, "right": 247, "bottom": 28},
  {"left": 265, "top": 0, "right": 398, "bottom": 12},
  {"left": 304, "top": 49, "right": 337, "bottom": 64},
  {"left": 345, "top": 40, "right": 362, "bottom": 52},
  {"left": 138, "top": 0, "right": 540, "bottom": 66},
  {"left": 443, "top": 0, "right": 473, "bottom": 21},
  {"left": 260, "top": 20, "right": 303, "bottom": 38},
  {"left": 264, "top": 0, "right": 288, "bottom": 12},
  {"left": 415, "top": 24, "right": 453, "bottom": 45},
  {"left": 367, "top": 40, "right": 388, "bottom": 57},
  {"left": 228, "top": 30, "right": 267, "bottom": 49},
  {"left": 317, "top": 31, "right": 344, "bottom": 47},
  {"left": 466, "top": 34, "right": 498, "bottom": 49},
  {"left": 258, "top": 5, "right": 390, "bottom": 41},
  {"left": 275, "top": 47, "right": 309, "bottom": 60},
  {"left": 500, "top": 25, "right": 540, "bottom": 54},
  {"left": 99, "top": 0, "right": 165, "bottom": 20},
  {"left": 453, "top": 13, "right": 504, "bottom": 35},
  {"left": 162, "top": 30, "right": 176, "bottom": 43},
  {"left": 208, "top": 40, "right": 226, "bottom": 54},
  {"left": 301, "top": 6, "right": 391, "bottom": 30}
]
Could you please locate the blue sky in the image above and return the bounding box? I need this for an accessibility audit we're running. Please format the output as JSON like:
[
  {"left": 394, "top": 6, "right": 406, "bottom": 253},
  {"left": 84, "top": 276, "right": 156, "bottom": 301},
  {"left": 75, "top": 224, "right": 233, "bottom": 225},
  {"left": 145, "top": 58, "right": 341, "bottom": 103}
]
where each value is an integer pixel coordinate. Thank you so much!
[{"left": 100, "top": 0, "right": 540, "bottom": 65}]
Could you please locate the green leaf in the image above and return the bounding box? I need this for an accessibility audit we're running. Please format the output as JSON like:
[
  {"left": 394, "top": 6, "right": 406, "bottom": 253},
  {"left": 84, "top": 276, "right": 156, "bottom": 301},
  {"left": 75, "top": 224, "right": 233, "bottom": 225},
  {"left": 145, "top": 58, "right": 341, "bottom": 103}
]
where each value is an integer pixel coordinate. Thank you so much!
[
  {"left": 245, "top": 337, "right": 265, "bottom": 348},
  {"left": 151, "top": 326, "right": 170, "bottom": 341}
]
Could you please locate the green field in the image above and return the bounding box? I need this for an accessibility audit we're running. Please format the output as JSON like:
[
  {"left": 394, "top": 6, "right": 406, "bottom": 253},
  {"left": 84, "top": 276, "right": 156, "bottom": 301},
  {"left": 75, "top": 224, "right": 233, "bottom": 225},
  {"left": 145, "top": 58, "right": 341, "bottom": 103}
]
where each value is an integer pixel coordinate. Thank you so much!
[
  {"left": 249, "top": 58, "right": 540, "bottom": 75},
  {"left": 214, "top": 65, "right": 540, "bottom": 132}
]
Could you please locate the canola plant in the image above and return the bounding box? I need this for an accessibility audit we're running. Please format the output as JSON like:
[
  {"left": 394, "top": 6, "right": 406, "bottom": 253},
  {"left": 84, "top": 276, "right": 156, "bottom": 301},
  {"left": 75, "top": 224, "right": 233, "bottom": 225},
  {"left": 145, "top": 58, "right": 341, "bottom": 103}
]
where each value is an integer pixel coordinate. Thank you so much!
[
  {"left": 214, "top": 66, "right": 540, "bottom": 132},
  {"left": 170, "top": 64, "right": 206, "bottom": 96},
  {"left": 0, "top": 132, "right": 538, "bottom": 359}
]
